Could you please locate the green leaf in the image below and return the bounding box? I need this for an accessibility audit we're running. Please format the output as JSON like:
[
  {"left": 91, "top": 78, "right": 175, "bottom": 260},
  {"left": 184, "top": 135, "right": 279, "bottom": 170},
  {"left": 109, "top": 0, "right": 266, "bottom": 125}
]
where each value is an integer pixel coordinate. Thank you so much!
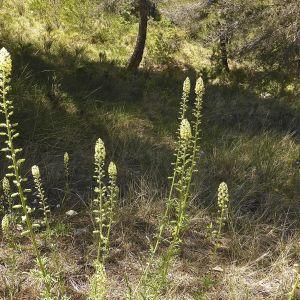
[
  {"left": 12, "top": 204, "right": 22, "bottom": 209},
  {"left": 21, "top": 230, "right": 30, "bottom": 236},
  {"left": 17, "top": 159, "right": 25, "bottom": 165}
]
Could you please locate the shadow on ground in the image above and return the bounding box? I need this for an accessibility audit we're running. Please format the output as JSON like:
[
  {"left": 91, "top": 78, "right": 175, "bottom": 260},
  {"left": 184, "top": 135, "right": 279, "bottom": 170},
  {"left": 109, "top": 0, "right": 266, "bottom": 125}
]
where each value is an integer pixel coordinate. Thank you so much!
[{"left": 0, "top": 38, "right": 299, "bottom": 219}]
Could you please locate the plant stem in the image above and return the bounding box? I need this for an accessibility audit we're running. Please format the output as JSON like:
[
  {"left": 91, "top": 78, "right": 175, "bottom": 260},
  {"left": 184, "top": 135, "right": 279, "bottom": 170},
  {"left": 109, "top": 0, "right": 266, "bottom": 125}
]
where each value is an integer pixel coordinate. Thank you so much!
[{"left": 2, "top": 79, "right": 51, "bottom": 297}]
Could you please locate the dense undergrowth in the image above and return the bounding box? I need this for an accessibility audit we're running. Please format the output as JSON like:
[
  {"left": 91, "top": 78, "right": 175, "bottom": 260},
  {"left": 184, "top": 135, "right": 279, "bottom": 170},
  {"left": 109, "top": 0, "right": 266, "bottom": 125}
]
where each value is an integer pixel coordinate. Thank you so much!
[{"left": 0, "top": 0, "right": 299, "bottom": 299}]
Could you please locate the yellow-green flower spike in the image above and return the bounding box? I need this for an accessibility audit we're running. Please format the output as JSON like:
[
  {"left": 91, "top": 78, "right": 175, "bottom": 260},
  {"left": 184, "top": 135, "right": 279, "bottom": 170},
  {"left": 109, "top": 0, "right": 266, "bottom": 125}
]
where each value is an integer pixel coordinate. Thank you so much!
[
  {"left": 95, "top": 138, "right": 106, "bottom": 162},
  {"left": 214, "top": 181, "right": 230, "bottom": 250},
  {"left": 93, "top": 138, "right": 107, "bottom": 263},
  {"left": 62, "top": 151, "right": 71, "bottom": 208},
  {"left": 0, "top": 49, "right": 52, "bottom": 297},
  {"left": 3, "top": 176, "right": 10, "bottom": 196},
  {"left": 129, "top": 76, "right": 205, "bottom": 299},
  {"left": 179, "top": 77, "right": 191, "bottom": 121},
  {"left": 183, "top": 77, "right": 191, "bottom": 95},
  {"left": 218, "top": 182, "right": 229, "bottom": 209},
  {"left": 92, "top": 138, "right": 119, "bottom": 267},
  {"left": 1, "top": 214, "right": 10, "bottom": 236},
  {"left": 64, "top": 152, "right": 69, "bottom": 178},
  {"left": 31, "top": 164, "right": 50, "bottom": 232},
  {"left": 0, "top": 48, "right": 12, "bottom": 79},
  {"left": 195, "top": 77, "right": 204, "bottom": 96},
  {"left": 108, "top": 161, "right": 117, "bottom": 178},
  {"left": 64, "top": 152, "right": 69, "bottom": 167},
  {"left": 180, "top": 119, "right": 192, "bottom": 140}
]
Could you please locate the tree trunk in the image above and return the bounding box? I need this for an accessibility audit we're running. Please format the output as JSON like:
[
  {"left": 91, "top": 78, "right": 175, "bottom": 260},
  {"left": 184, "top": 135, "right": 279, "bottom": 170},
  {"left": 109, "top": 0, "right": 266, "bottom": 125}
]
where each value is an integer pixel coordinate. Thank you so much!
[
  {"left": 220, "top": 31, "right": 229, "bottom": 72},
  {"left": 127, "top": 0, "right": 148, "bottom": 70}
]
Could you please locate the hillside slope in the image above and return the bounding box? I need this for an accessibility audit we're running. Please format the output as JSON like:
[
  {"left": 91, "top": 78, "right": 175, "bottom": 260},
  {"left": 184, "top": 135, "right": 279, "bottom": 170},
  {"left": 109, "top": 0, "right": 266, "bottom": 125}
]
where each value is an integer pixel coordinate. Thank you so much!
[{"left": 0, "top": 1, "right": 299, "bottom": 299}]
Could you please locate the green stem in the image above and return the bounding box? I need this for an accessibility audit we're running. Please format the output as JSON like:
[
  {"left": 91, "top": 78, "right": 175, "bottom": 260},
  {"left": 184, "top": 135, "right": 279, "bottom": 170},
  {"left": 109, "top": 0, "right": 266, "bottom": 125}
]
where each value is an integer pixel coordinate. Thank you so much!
[
  {"left": 152, "top": 89, "right": 191, "bottom": 256},
  {"left": 159, "top": 140, "right": 189, "bottom": 282},
  {"left": 131, "top": 143, "right": 182, "bottom": 298},
  {"left": 153, "top": 114, "right": 202, "bottom": 298},
  {"left": 38, "top": 180, "right": 50, "bottom": 234},
  {"left": 96, "top": 166, "right": 104, "bottom": 263},
  {"left": 105, "top": 179, "right": 117, "bottom": 256},
  {"left": 153, "top": 147, "right": 180, "bottom": 253}
]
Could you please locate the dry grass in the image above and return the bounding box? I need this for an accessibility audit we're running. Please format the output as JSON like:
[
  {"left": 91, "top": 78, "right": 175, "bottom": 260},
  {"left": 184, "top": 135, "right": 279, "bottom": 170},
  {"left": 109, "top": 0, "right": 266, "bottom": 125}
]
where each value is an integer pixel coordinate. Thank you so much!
[{"left": 1, "top": 178, "right": 299, "bottom": 299}]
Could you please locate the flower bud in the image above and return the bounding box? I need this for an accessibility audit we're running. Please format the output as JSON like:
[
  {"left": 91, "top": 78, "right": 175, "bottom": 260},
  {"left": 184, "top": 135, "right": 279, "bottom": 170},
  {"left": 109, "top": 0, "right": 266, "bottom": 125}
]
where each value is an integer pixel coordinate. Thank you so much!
[
  {"left": 31, "top": 165, "right": 40, "bottom": 178},
  {"left": 64, "top": 152, "right": 69, "bottom": 166}
]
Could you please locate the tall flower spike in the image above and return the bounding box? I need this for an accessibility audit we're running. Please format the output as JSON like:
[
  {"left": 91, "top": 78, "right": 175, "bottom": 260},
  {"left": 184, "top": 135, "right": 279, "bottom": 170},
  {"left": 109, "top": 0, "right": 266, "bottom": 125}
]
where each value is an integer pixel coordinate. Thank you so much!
[
  {"left": 191, "top": 76, "right": 204, "bottom": 168},
  {"left": 93, "top": 138, "right": 107, "bottom": 263},
  {"left": 64, "top": 152, "right": 69, "bottom": 174},
  {"left": 218, "top": 182, "right": 229, "bottom": 211},
  {"left": 131, "top": 76, "right": 205, "bottom": 299},
  {"left": 179, "top": 77, "right": 190, "bottom": 121},
  {"left": 106, "top": 161, "right": 118, "bottom": 255},
  {"left": 0, "top": 48, "right": 52, "bottom": 297},
  {"left": 32, "top": 165, "right": 50, "bottom": 232},
  {"left": 62, "top": 151, "right": 71, "bottom": 208},
  {"left": 216, "top": 182, "right": 230, "bottom": 235}
]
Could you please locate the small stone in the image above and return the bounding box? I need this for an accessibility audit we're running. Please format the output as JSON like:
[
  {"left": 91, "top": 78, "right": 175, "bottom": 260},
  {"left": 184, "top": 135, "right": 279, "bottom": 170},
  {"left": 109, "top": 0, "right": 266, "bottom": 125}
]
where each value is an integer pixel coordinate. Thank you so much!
[
  {"left": 66, "top": 210, "right": 78, "bottom": 216},
  {"left": 74, "top": 228, "right": 88, "bottom": 236},
  {"left": 212, "top": 266, "right": 224, "bottom": 272}
]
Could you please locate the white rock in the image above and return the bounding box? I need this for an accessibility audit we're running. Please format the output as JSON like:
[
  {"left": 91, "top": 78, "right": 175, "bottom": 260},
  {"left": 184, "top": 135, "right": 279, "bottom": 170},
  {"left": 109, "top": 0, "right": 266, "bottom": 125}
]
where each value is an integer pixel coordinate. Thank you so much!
[
  {"left": 212, "top": 266, "right": 224, "bottom": 272},
  {"left": 65, "top": 210, "right": 78, "bottom": 216}
]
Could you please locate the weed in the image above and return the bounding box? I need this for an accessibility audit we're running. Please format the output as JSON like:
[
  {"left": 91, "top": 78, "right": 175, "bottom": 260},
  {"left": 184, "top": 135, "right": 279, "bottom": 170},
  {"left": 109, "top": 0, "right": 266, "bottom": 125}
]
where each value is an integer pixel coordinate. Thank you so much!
[
  {"left": 0, "top": 47, "right": 52, "bottom": 299},
  {"left": 89, "top": 138, "right": 119, "bottom": 299}
]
